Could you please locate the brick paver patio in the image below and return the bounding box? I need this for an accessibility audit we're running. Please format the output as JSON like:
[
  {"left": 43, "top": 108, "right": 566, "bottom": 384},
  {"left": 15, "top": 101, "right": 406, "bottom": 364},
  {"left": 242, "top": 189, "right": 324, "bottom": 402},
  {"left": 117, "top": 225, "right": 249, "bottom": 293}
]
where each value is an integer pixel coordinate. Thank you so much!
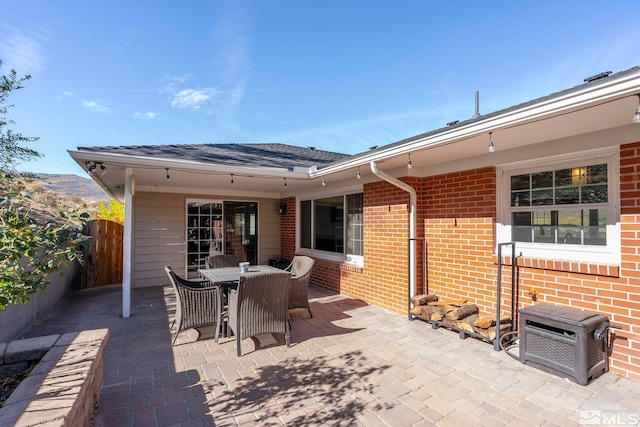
[{"left": 19, "top": 285, "right": 640, "bottom": 426}]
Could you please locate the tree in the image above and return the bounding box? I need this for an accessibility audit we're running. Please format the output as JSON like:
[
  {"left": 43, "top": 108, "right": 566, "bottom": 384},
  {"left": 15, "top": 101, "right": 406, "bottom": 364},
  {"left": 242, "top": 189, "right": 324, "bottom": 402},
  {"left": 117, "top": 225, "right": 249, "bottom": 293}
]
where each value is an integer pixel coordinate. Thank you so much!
[
  {"left": 96, "top": 199, "right": 124, "bottom": 224},
  {"left": 0, "top": 60, "right": 88, "bottom": 311},
  {"left": 0, "top": 61, "right": 41, "bottom": 171}
]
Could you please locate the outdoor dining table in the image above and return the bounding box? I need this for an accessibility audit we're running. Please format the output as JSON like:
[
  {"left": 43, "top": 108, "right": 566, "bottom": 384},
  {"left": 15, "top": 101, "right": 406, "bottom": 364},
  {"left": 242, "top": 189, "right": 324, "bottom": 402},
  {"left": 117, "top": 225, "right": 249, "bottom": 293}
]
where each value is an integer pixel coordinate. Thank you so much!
[
  {"left": 198, "top": 264, "right": 289, "bottom": 290},
  {"left": 198, "top": 265, "right": 292, "bottom": 339}
]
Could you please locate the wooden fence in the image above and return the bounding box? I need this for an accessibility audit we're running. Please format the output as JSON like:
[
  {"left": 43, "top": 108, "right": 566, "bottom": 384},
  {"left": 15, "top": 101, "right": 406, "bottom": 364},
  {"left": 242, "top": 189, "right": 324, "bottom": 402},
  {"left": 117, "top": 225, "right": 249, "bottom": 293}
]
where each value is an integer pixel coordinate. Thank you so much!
[{"left": 80, "top": 219, "right": 123, "bottom": 289}]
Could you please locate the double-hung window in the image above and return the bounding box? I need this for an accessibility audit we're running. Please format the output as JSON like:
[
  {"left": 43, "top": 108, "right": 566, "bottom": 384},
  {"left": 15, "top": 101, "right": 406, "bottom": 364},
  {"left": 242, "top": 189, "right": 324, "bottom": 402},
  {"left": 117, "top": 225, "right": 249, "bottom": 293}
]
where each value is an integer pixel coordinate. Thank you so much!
[
  {"left": 299, "top": 192, "right": 363, "bottom": 265},
  {"left": 497, "top": 149, "right": 619, "bottom": 263}
]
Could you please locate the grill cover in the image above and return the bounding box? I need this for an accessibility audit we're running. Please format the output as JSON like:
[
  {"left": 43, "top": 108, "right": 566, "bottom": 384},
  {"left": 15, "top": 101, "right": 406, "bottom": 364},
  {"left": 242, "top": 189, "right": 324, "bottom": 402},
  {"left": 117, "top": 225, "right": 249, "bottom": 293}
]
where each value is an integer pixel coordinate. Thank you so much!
[{"left": 519, "top": 304, "right": 609, "bottom": 385}]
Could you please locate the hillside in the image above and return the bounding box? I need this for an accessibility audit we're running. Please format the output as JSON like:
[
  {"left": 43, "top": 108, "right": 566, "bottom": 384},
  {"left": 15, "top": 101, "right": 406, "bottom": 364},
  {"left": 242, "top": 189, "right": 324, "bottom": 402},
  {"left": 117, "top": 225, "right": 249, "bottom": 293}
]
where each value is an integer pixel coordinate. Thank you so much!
[{"left": 33, "top": 173, "right": 110, "bottom": 203}]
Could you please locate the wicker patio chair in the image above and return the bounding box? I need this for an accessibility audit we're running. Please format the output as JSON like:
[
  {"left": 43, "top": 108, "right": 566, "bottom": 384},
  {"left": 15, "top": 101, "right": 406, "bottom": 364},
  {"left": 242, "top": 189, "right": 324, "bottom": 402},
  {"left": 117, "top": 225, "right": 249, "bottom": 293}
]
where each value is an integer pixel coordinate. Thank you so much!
[
  {"left": 227, "top": 270, "right": 292, "bottom": 356},
  {"left": 205, "top": 254, "right": 240, "bottom": 269},
  {"left": 285, "top": 256, "right": 315, "bottom": 318},
  {"left": 165, "top": 265, "right": 224, "bottom": 346}
]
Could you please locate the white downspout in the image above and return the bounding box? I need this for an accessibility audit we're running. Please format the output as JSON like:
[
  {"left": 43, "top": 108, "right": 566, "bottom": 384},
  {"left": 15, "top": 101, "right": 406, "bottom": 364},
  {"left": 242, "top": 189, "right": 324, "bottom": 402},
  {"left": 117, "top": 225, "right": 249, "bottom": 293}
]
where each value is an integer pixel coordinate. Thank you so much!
[{"left": 370, "top": 161, "right": 417, "bottom": 315}]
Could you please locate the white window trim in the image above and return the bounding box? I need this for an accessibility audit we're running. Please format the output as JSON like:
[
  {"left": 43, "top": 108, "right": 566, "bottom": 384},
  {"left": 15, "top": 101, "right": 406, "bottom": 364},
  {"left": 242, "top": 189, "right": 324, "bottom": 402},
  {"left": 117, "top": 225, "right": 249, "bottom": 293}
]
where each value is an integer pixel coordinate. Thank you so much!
[
  {"left": 296, "top": 185, "right": 364, "bottom": 267},
  {"left": 496, "top": 147, "right": 620, "bottom": 264}
]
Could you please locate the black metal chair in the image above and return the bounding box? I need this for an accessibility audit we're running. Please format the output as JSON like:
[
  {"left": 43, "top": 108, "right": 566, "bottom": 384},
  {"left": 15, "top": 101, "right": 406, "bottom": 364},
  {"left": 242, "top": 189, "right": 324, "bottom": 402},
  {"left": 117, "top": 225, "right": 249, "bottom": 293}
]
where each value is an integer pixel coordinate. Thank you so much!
[{"left": 165, "top": 265, "right": 223, "bottom": 346}]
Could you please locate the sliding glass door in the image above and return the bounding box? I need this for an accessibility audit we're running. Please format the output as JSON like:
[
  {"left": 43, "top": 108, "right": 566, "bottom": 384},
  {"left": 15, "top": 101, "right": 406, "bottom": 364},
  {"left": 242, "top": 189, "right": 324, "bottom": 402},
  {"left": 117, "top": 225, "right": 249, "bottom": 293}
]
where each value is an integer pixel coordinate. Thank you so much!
[
  {"left": 185, "top": 200, "right": 258, "bottom": 277},
  {"left": 224, "top": 201, "right": 258, "bottom": 265}
]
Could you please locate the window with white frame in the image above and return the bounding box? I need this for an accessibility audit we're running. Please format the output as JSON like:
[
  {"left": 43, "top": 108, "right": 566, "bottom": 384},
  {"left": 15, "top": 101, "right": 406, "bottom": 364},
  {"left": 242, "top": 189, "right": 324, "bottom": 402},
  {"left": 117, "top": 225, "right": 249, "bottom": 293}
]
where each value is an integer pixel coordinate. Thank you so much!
[
  {"left": 299, "top": 192, "right": 363, "bottom": 263},
  {"left": 497, "top": 149, "right": 619, "bottom": 263}
]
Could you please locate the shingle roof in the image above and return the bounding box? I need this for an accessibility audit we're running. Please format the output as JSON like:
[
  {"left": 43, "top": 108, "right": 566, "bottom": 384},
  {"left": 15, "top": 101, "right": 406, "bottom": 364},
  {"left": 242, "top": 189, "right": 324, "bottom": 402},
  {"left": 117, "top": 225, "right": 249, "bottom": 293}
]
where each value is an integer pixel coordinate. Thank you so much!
[{"left": 77, "top": 143, "right": 351, "bottom": 170}]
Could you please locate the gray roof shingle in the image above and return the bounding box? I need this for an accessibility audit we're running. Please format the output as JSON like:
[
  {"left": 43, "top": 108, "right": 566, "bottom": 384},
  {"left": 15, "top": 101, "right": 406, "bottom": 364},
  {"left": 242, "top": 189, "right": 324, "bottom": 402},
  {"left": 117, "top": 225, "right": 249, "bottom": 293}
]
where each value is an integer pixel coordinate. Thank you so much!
[{"left": 77, "top": 143, "right": 351, "bottom": 170}]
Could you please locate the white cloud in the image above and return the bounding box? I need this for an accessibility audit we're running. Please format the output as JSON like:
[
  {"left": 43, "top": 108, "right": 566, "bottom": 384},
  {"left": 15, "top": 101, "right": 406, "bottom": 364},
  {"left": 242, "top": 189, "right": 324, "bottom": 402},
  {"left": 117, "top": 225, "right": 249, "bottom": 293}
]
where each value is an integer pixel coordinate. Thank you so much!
[
  {"left": 0, "top": 24, "right": 47, "bottom": 74},
  {"left": 132, "top": 112, "right": 156, "bottom": 120},
  {"left": 81, "top": 101, "right": 109, "bottom": 113},
  {"left": 171, "top": 88, "right": 220, "bottom": 110}
]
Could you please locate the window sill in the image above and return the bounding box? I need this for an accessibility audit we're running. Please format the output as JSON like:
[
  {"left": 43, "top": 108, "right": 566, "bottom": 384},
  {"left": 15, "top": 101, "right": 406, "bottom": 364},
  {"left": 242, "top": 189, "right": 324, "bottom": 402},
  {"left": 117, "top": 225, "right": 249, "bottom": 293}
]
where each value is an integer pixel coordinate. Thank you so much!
[
  {"left": 296, "top": 248, "right": 364, "bottom": 271},
  {"left": 502, "top": 256, "right": 620, "bottom": 278}
]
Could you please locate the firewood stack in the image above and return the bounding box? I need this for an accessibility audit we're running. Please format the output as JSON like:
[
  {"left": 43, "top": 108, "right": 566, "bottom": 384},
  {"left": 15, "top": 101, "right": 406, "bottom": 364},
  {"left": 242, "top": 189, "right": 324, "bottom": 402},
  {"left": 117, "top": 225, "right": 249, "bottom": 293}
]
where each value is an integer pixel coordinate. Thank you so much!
[{"left": 409, "top": 294, "right": 512, "bottom": 340}]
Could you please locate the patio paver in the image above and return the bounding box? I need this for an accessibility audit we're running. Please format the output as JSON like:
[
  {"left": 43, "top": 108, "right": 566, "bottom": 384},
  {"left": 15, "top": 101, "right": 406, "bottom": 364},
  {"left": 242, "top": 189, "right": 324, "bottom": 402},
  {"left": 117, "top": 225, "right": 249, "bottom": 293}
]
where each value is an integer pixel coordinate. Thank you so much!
[{"left": 19, "top": 285, "right": 640, "bottom": 426}]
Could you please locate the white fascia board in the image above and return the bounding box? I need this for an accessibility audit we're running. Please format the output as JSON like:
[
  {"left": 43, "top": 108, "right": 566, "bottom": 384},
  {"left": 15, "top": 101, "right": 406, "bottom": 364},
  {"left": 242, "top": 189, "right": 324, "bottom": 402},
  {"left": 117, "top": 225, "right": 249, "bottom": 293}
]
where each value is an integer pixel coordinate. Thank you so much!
[
  {"left": 313, "top": 71, "right": 640, "bottom": 177},
  {"left": 68, "top": 150, "right": 310, "bottom": 179}
]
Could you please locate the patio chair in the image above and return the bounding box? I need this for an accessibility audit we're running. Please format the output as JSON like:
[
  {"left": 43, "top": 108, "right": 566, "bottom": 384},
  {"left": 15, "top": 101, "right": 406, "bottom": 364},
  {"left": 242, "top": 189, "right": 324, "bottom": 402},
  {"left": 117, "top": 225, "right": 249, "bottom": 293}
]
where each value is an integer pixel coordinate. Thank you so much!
[
  {"left": 227, "top": 270, "right": 292, "bottom": 356},
  {"left": 165, "top": 265, "right": 224, "bottom": 346},
  {"left": 285, "top": 256, "right": 315, "bottom": 318},
  {"left": 205, "top": 254, "right": 240, "bottom": 269}
]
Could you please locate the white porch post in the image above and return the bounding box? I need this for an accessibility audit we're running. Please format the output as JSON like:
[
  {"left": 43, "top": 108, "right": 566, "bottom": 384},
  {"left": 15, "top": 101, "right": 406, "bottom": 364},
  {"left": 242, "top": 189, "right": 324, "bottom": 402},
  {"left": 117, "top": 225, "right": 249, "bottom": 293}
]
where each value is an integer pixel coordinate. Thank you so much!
[{"left": 122, "top": 169, "right": 135, "bottom": 318}]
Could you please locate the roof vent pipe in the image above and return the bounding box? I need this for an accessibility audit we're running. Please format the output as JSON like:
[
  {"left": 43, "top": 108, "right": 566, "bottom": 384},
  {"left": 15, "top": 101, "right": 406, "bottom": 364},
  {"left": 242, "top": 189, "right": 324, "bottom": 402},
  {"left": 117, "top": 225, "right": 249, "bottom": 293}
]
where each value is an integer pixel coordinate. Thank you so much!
[
  {"left": 370, "top": 161, "right": 417, "bottom": 315},
  {"left": 471, "top": 91, "right": 481, "bottom": 119}
]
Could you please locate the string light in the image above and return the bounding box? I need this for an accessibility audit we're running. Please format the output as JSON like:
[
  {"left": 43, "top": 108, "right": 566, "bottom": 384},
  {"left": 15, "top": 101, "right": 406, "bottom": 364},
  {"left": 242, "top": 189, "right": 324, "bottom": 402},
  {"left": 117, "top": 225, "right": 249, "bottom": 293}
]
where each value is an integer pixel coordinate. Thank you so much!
[
  {"left": 284, "top": 178, "right": 287, "bottom": 188},
  {"left": 407, "top": 153, "right": 412, "bottom": 169},
  {"left": 166, "top": 168, "right": 171, "bottom": 180},
  {"left": 230, "top": 174, "right": 234, "bottom": 185},
  {"left": 356, "top": 167, "right": 361, "bottom": 179},
  {"left": 633, "top": 94, "right": 640, "bottom": 123},
  {"left": 322, "top": 178, "right": 326, "bottom": 186},
  {"left": 488, "top": 132, "right": 495, "bottom": 153},
  {"left": 85, "top": 161, "right": 106, "bottom": 176}
]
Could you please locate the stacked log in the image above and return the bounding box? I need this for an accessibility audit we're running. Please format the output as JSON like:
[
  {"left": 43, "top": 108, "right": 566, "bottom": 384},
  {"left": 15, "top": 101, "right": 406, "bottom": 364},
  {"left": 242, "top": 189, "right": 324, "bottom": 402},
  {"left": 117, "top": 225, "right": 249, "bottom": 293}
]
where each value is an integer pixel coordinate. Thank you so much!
[
  {"left": 410, "top": 294, "right": 439, "bottom": 306},
  {"left": 473, "top": 314, "right": 512, "bottom": 340},
  {"left": 410, "top": 293, "right": 512, "bottom": 340}
]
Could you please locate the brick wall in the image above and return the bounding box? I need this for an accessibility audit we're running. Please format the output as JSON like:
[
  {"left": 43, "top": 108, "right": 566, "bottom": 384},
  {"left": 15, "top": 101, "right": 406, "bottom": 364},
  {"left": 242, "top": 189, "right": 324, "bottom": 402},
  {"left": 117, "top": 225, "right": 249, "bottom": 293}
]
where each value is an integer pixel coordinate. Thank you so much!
[
  {"left": 280, "top": 197, "right": 296, "bottom": 262},
  {"left": 609, "top": 142, "right": 640, "bottom": 380},
  {"left": 421, "top": 167, "right": 498, "bottom": 313},
  {"left": 354, "top": 179, "right": 418, "bottom": 313},
  {"left": 281, "top": 145, "right": 640, "bottom": 380}
]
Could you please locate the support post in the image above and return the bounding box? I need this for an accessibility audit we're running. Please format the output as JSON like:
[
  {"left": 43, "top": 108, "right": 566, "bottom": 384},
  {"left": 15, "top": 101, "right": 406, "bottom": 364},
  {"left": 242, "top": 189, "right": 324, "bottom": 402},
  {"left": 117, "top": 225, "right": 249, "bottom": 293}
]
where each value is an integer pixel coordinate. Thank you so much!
[{"left": 122, "top": 170, "right": 135, "bottom": 318}]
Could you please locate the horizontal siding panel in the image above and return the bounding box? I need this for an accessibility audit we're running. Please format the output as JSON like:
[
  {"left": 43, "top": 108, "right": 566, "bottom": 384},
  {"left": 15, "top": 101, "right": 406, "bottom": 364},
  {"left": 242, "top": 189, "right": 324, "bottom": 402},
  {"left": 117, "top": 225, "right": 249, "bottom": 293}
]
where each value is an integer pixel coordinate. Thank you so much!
[
  {"left": 135, "top": 221, "right": 183, "bottom": 231},
  {"left": 135, "top": 230, "right": 184, "bottom": 240},
  {"left": 135, "top": 252, "right": 186, "bottom": 263},
  {"left": 136, "top": 214, "right": 182, "bottom": 223}
]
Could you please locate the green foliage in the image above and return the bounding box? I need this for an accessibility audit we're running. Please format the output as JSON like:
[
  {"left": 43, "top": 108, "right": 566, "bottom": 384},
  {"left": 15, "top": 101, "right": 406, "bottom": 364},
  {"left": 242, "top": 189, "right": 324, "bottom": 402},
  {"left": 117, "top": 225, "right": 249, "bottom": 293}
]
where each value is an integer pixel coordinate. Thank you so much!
[
  {"left": 0, "top": 60, "right": 41, "bottom": 172},
  {"left": 0, "top": 175, "right": 90, "bottom": 310},
  {"left": 0, "top": 60, "right": 88, "bottom": 311},
  {"left": 96, "top": 199, "right": 124, "bottom": 224}
]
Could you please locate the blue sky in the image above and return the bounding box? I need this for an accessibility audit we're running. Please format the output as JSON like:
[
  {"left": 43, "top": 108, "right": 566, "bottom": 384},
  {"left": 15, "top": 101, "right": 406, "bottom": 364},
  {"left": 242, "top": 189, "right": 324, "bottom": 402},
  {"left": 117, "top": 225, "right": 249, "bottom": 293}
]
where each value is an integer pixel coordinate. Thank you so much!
[{"left": 2, "top": 1, "right": 640, "bottom": 176}]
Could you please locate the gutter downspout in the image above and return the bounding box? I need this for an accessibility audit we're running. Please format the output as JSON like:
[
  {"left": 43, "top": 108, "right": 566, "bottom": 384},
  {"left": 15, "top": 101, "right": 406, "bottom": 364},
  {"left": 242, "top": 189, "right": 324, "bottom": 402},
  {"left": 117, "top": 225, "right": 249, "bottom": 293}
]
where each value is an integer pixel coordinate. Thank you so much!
[{"left": 370, "top": 161, "right": 417, "bottom": 318}]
